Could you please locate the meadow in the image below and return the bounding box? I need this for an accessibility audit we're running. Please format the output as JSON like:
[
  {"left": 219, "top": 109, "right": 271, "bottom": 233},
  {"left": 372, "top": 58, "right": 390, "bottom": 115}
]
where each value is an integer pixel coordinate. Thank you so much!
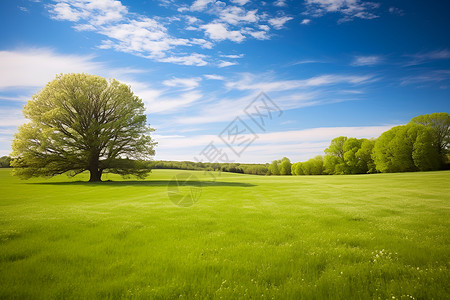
[{"left": 0, "top": 168, "right": 449, "bottom": 299}]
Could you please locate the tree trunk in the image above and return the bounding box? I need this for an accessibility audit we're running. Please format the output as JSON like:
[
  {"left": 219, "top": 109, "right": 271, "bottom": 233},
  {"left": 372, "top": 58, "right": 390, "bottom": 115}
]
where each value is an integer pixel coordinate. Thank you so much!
[
  {"left": 88, "top": 153, "right": 102, "bottom": 182},
  {"left": 89, "top": 168, "right": 102, "bottom": 182}
]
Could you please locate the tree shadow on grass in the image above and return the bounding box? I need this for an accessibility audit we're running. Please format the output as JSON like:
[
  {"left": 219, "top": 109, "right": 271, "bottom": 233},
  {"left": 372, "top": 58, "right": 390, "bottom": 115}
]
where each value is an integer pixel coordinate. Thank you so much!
[{"left": 29, "top": 180, "right": 256, "bottom": 187}]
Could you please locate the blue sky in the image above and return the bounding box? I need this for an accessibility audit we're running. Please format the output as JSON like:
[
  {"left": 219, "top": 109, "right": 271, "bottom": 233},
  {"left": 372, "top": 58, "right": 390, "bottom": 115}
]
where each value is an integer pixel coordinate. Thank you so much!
[{"left": 0, "top": 0, "right": 449, "bottom": 163}]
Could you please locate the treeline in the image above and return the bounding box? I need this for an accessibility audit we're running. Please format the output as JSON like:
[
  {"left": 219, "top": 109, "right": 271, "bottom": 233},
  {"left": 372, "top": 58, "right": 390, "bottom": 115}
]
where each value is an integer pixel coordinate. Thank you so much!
[
  {"left": 0, "top": 156, "right": 11, "bottom": 168},
  {"left": 150, "top": 161, "right": 269, "bottom": 175},
  {"left": 272, "top": 112, "right": 450, "bottom": 175}
]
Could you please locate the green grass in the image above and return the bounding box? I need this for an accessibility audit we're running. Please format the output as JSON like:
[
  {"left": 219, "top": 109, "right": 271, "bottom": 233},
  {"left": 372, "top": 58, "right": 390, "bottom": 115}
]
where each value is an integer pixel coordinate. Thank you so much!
[{"left": 0, "top": 169, "right": 449, "bottom": 299}]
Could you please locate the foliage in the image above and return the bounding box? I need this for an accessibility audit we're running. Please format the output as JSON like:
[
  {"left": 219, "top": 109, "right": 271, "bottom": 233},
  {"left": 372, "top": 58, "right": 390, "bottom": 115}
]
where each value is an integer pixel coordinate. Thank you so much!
[
  {"left": 372, "top": 123, "right": 441, "bottom": 173},
  {"left": 410, "top": 112, "right": 450, "bottom": 158},
  {"left": 0, "top": 156, "right": 11, "bottom": 168},
  {"left": 268, "top": 157, "right": 291, "bottom": 175},
  {"left": 10, "top": 73, "right": 156, "bottom": 181},
  {"left": 268, "top": 159, "right": 280, "bottom": 175},
  {"left": 355, "top": 139, "right": 377, "bottom": 174},
  {"left": 279, "top": 157, "right": 292, "bottom": 175},
  {"left": 324, "top": 136, "right": 347, "bottom": 174},
  {"left": 323, "top": 137, "right": 376, "bottom": 175},
  {"left": 149, "top": 160, "right": 269, "bottom": 175},
  {"left": 290, "top": 113, "right": 445, "bottom": 176},
  {"left": 292, "top": 155, "right": 324, "bottom": 175}
]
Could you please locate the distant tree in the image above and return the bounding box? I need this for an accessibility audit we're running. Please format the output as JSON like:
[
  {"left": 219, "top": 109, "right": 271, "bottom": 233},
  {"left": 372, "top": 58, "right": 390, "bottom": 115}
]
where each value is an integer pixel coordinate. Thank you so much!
[
  {"left": 302, "top": 155, "right": 324, "bottom": 175},
  {"left": 343, "top": 138, "right": 363, "bottom": 174},
  {"left": 355, "top": 139, "right": 376, "bottom": 173},
  {"left": 11, "top": 73, "right": 156, "bottom": 181},
  {"left": 324, "top": 136, "right": 347, "bottom": 174},
  {"left": 291, "top": 162, "right": 303, "bottom": 175},
  {"left": 372, "top": 123, "right": 440, "bottom": 173},
  {"left": 309, "top": 155, "right": 324, "bottom": 175},
  {"left": 410, "top": 112, "right": 450, "bottom": 162},
  {"left": 0, "top": 156, "right": 11, "bottom": 168},
  {"left": 268, "top": 159, "right": 280, "bottom": 175},
  {"left": 291, "top": 156, "right": 323, "bottom": 175},
  {"left": 279, "top": 157, "right": 292, "bottom": 175},
  {"left": 412, "top": 127, "right": 441, "bottom": 171}
]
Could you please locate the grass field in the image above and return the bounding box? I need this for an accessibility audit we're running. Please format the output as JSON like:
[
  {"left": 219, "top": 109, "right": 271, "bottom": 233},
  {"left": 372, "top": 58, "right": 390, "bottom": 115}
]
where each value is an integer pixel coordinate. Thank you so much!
[{"left": 0, "top": 168, "right": 449, "bottom": 299}]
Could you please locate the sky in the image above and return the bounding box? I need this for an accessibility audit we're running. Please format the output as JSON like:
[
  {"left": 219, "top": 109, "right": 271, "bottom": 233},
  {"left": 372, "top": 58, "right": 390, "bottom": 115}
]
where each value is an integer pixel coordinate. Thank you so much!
[{"left": 0, "top": 0, "right": 449, "bottom": 163}]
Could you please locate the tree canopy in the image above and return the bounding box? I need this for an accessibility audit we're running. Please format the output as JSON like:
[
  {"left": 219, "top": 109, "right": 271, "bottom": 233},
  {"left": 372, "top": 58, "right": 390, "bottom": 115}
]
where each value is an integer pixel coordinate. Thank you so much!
[
  {"left": 288, "top": 113, "right": 447, "bottom": 176},
  {"left": 410, "top": 112, "right": 450, "bottom": 162},
  {"left": 372, "top": 123, "right": 440, "bottom": 173},
  {"left": 11, "top": 73, "right": 156, "bottom": 181}
]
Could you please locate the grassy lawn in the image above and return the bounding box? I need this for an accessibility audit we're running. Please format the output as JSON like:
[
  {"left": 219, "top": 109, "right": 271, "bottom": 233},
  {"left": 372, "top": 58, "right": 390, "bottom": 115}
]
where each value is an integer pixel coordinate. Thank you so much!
[{"left": 0, "top": 168, "right": 449, "bottom": 299}]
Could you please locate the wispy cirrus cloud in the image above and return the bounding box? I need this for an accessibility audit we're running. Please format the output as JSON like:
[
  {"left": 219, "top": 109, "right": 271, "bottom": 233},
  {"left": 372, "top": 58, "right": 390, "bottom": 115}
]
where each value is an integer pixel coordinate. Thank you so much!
[
  {"left": 162, "top": 77, "right": 202, "bottom": 90},
  {"left": 400, "top": 70, "right": 450, "bottom": 87},
  {"left": 203, "top": 74, "right": 225, "bottom": 80},
  {"left": 217, "top": 61, "right": 238, "bottom": 68},
  {"left": 352, "top": 55, "right": 383, "bottom": 66},
  {"left": 0, "top": 48, "right": 102, "bottom": 90},
  {"left": 225, "top": 73, "right": 374, "bottom": 91},
  {"left": 404, "top": 49, "right": 450, "bottom": 66},
  {"left": 304, "top": 0, "right": 380, "bottom": 23},
  {"left": 172, "top": 72, "right": 375, "bottom": 126}
]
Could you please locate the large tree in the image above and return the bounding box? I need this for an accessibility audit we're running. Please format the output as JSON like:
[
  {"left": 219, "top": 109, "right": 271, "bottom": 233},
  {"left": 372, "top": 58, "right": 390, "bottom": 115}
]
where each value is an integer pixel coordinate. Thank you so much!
[
  {"left": 410, "top": 112, "right": 450, "bottom": 161},
  {"left": 11, "top": 73, "right": 156, "bottom": 182},
  {"left": 372, "top": 123, "right": 440, "bottom": 173}
]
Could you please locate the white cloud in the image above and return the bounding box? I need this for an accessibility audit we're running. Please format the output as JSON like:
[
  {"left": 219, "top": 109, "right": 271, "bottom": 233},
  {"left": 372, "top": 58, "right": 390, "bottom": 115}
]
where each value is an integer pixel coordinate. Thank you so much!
[
  {"left": 217, "top": 61, "right": 238, "bottom": 68},
  {"left": 220, "top": 54, "right": 244, "bottom": 59},
  {"left": 352, "top": 55, "right": 383, "bottom": 66},
  {"left": 149, "top": 91, "right": 204, "bottom": 114},
  {"left": 241, "top": 27, "right": 270, "bottom": 40},
  {"left": 274, "top": 0, "right": 287, "bottom": 7},
  {"left": 301, "top": 19, "right": 311, "bottom": 25},
  {"left": 218, "top": 6, "right": 259, "bottom": 25},
  {"left": 50, "top": 2, "right": 82, "bottom": 21},
  {"left": 185, "top": 16, "right": 200, "bottom": 24},
  {"left": 162, "top": 77, "right": 202, "bottom": 90},
  {"left": 191, "top": 38, "right": 214, "bottom": 49},
  {"left": 125, "top": 79, "right": 204, "bottom": 114},
  {"left": 405, "top": 49, "right": 450, "bottom": 66},
  {"left": 0, "top": 48, "right": 102, "bottom": 90},
  {"left": 389, "top": 6, "right": 404, "bottom": 16},
  {"left": 226, "top": 73, "right": 374, "bottom": 91},
  {"left": 158, "top": 53, "right": 209, "bottom": 66},
  {"left": 0, "top": 95, "right": 28, "bottom": 102},
  {"left": 49, "top": 0, "right": 128, "bottom": 25},
  {"left": 400, "top": 70, "right": 450, "bottom": 86},
  {"left": 305, "top": 0, "right": 379, "bottom": 22},
  {"left": 48, "top": 0, "right": 212, "bottom": 66},
  {"left": 290, "top": 59, "right": 321, "bottom": 65},
  {"left": 231, "top": 0, "right": 251, "bottom": 5},
  {"left": 200, "top": 23, "right": 245, "bottom": 42},
  {"left": 268, "top": 16, "right": 293, "bottom": 29},
  {"left": 47, "top": 0, "right": 298, "bottom": 59},
  {"left": 190, "top": 0, "right": 214, "bottom": 11},
  {"left": 0, "top": 109, "right": 26, "bottom": 127},
  {"left": 204, "top": 74, "right": 226, "bottom": 80}
]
